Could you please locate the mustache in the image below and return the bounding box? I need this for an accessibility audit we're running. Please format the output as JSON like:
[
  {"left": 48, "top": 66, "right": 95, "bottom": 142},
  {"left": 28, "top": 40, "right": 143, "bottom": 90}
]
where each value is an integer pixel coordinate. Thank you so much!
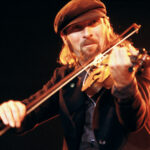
[{"left": 80, "top": 39, "right": 98, "bottom": 47}]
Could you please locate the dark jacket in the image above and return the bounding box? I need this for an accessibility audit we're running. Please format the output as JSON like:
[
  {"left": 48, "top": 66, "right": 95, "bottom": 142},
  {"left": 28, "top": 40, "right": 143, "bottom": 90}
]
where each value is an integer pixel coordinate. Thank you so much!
[{"left": 22, "top": 60, "right": 150, "bottom": 150}]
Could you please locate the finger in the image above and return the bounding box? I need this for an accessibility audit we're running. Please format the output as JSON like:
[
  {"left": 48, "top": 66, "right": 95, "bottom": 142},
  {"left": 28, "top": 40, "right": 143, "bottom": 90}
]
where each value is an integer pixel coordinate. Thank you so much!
[
  {"left": 7, "top": 101, "right": 21, "bottom": 128},
  {"left": 0, "top": 106, "right": 9, "bottom": 125},
  {"left": 113, "top": 47, "right": 120, "bottom": 64},
  {"left": 1, "top": 102, "right": 15, "bottom": 127},
  {"left": 113, "top": 47, "right": 127, "bottom": 65},
  {"left": 110, "top": 47, "right": 131, "bottom": 68},
  {"left": 120, "top": 48, "right": 132, "bottom": 65},
  {"left": 109, "top": 48, "right": 116, "bottom": 68},
  {"left": 128, "top": 44, "right": 138, "bottom": 56},
  {"left": 15, "top": 102, "right": 26, "bottom": 122}
]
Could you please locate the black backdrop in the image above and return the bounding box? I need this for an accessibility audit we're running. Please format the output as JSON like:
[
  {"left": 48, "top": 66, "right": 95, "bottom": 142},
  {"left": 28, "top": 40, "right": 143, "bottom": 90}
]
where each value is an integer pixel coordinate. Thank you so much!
[{"left": 0, "top": 0, "right": 150, "bottom": 150}]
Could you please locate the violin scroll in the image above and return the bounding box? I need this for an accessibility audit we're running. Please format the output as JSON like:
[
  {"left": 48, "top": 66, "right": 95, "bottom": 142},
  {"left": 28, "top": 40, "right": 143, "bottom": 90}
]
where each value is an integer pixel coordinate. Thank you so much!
[{"left": 129, "top": 48, "right": 150, "bottom": 74}]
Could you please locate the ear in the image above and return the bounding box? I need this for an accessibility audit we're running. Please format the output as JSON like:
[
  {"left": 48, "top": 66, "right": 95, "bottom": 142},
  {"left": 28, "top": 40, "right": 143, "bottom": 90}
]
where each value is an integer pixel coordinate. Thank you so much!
[
  {"left": 61, "top": 34, "right": 75, "bottom": 54},
  {"left": 60, "top": 33, "right": 68, "bottom": 45},
  {"left": 60, "top": 33, "right": 79, "bottom": 57}
]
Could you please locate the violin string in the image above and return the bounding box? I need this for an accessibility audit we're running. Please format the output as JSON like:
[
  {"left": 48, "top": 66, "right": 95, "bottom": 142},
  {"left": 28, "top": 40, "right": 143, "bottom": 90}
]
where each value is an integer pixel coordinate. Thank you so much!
[{"left": 82, "top": 68, "right": 90, "bottom": 86}]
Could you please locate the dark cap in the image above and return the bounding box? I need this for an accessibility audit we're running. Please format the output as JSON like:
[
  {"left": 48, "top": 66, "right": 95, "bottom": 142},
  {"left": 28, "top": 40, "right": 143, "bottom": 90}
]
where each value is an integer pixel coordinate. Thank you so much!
[{"left": 54, "top": 0, "right": 107, "bottom": 34}]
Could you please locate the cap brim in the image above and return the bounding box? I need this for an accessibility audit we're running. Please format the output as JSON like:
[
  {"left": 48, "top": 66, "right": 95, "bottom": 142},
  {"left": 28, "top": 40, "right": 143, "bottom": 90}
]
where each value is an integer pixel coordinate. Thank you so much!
[{"left": 62, "top": 9, "right": 105, "bottom": 34}]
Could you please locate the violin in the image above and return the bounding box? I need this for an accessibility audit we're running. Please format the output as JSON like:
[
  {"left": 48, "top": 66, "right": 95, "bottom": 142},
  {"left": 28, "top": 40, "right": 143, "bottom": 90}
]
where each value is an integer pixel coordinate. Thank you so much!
[
  {"left": 81, "top": 47, "right": 150, "bottom": 96},
  {"left": 81, "top": 54, "right": 112, "bottom": 96}
]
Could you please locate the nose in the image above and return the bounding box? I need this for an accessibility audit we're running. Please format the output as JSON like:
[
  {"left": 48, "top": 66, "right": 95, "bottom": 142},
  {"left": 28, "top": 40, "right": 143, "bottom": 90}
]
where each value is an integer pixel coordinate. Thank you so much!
[{"left": 83, "top": 26, "right": 93, "bottom": 38}]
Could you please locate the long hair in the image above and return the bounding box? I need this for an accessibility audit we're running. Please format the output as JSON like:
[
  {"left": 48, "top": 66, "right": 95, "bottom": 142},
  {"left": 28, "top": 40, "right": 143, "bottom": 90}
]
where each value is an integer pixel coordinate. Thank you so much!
[{"left": 58, "top": 17, "right": 136, "bottom": 66}]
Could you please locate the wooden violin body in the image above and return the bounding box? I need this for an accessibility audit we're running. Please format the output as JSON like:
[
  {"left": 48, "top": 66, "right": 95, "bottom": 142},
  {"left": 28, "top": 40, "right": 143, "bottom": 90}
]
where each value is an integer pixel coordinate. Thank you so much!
[{"left": 81, "top": 48, "right": 150, "bottom": 97}]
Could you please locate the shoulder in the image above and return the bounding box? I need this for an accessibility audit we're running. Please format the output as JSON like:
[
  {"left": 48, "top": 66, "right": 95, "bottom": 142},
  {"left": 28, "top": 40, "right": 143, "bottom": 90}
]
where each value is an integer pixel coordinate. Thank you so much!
[
  {"left": 54, "top": 65, "right": 75, "bottom": 78},
  {"left": 49, "top": 65, "right": 75, "bottom": 85}
]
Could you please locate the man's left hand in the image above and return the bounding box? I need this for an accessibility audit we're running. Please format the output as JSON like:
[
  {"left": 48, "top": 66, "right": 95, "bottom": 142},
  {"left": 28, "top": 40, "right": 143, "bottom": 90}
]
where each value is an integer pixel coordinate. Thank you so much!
[{"left": 109, "top": 46, "right": 135, "bottom": 88}]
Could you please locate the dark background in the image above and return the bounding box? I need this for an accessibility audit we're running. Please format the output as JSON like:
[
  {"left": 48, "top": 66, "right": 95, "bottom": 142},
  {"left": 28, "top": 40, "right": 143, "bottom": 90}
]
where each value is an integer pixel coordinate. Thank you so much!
[{"left": 0, "top": 0, "right": 150, "bottom": 150}]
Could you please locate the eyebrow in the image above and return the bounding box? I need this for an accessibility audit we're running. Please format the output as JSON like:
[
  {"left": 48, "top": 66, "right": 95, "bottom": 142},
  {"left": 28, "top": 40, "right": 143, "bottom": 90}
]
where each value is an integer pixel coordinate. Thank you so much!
[{"left": 63, "top": 18, "right": 101, "bottom": 34}]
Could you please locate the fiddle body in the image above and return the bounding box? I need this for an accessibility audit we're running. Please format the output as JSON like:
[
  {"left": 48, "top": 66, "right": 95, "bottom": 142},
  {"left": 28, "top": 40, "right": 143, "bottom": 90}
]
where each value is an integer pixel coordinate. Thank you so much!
[{"left": 81, "top": 47, "right": 150, "bottom": 97}]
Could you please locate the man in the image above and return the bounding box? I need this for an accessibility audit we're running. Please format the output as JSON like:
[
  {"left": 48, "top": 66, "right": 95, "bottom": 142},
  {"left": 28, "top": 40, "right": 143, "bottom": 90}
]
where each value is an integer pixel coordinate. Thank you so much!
[{"left": 0, "top": 0, "right": 150, "bottom": 150}]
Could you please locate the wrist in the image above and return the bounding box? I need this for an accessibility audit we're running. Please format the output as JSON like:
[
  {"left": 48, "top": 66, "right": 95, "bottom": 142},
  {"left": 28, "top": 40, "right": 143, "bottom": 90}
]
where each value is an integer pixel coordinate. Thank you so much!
[
  {"left": 113, "top": 74, "right": 134, "bottom": 89},
  {"left": 112, "top": 77, "right": 137, "bottom": 100}
]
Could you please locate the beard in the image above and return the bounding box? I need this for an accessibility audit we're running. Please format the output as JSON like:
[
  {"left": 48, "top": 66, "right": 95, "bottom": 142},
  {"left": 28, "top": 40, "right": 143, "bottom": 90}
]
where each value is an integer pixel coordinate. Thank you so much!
[
  {"left": 80, "top": 39, "right": 100, "bottom": 62},
  {"left": 81, "top": 44, "right": 99, "bottom": 55},
  {"left": 66, "top": 37, "right": 102, "bottom": 65}
]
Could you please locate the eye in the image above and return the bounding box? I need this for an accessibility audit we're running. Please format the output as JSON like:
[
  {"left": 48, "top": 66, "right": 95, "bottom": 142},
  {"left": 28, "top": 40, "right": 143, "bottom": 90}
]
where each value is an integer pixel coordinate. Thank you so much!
[
  {"left": 65, "top": 25, "right": 83, "bottom": 34},
  {"left": 72, "top": 25, "right": 83, "bottom": 32},
  {"left": 88, "top": 19, "right": 99, "bottom": 27}
]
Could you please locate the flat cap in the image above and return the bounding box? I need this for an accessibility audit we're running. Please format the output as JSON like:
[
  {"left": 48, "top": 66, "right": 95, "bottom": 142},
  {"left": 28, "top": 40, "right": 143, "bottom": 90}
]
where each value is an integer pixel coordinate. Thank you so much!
[{"left": 54, "top": 0, "right": 107, "bottom": 34}]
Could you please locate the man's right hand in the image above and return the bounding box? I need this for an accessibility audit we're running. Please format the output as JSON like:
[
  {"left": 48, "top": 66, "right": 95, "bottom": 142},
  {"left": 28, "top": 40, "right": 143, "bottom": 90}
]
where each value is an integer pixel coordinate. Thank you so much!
[{"left": 0, "top": 100, "right": 26, "bottom": 128}]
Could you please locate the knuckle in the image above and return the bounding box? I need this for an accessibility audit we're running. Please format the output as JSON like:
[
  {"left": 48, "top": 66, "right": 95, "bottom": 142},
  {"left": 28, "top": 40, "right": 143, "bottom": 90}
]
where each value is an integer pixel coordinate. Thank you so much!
[
  {"left": 109, "top": 64, "right": 117, "bottom": 69},
  {"left": 2, "top": 102, "right": 8, "bottom": 108},
  {"left": 23, "top": 104, "right": 26, "bottom": 111},
  {"left": 8, "top": 100, "right": 14, "bottom": 103}
]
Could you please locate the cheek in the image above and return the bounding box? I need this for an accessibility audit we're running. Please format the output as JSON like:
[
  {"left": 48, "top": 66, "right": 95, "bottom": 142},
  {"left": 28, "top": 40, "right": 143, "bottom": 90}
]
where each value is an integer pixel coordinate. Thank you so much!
[
  {"left": 94, "top": 28, "right": 106, "bottom": 50},
  {"left": 68, "top": 33, "right": 81, "bottom": 49},
  {"left": 94, "top": 27, "right": 102, "bottom": 40}
]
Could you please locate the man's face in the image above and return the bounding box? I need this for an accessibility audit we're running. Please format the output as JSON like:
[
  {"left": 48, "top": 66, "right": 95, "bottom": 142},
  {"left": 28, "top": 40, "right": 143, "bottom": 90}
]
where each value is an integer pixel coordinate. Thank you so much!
[{"left": 64, "top": 18, "right": 106, "bottom": 63}]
